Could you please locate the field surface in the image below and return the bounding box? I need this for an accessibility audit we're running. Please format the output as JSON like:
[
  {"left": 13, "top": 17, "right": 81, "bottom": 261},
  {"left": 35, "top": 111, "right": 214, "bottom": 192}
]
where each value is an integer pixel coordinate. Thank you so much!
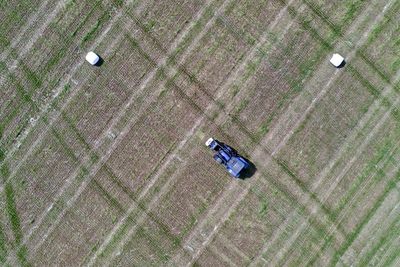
[{"left": 1, "top": 0, "right": 400, "bottom": 266}]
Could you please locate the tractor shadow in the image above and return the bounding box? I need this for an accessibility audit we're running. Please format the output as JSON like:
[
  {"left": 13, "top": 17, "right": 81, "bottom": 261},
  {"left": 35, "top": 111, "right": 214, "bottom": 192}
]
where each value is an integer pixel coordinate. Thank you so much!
[{"left": 239, "top": 158, "right": 257, "bottom": 180}]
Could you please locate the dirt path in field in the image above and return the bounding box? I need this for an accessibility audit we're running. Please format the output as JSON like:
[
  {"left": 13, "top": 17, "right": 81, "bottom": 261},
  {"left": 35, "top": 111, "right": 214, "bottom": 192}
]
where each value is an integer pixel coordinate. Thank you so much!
[{"left": 249, "top": 0, "right": 399, "bottom": 264}]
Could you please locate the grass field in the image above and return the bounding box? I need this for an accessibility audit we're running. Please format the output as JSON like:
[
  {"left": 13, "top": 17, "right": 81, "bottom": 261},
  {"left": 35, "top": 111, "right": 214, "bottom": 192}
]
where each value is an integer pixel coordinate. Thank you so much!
[{"left": 0, "top": 0, "right": 399, "bottom": 266}]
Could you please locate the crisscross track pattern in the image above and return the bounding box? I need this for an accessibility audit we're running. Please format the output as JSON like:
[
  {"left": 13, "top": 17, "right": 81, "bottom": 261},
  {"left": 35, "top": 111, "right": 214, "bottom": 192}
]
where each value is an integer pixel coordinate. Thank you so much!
[{"left": 1, "top": 0, "right": 399, "bottom": 266}]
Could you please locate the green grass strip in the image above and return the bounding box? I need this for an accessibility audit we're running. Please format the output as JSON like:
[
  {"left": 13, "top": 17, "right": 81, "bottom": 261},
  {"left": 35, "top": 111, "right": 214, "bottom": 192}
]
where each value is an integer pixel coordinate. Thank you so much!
[
  {"left": 4, "top": 183, "right": 30, "bottom": 266},
  {"left": 0, "top": 147, "right": 4, "bottom": 163},
  {"left": 0, "top": 220, "right": 7, "bottom": 263},
  {"left": 82, "top": 11, "right": 111, "bottom": 44},
  {"left": 340, "top": 0, "right": 366, "bottom": 29},
  {"left": 0, "top": 101, "right": 24, "bottom": 139},
  {"left": 380, "top": 244, "right": 400, "bottom": 267},
  {"left": 92, "top": 179, "right": 124, "bottom": 213},
  {"left": 135, "top": 225, "right": 172, "bottom": 263},
  {"left": 70, "top": 0, "right": 102, "bottom": 37},
  {"left": 302, "top": 0, "right": 341, "bottom": 34},
  {"left": 347, "top": 64, "right": 381, "bottom": 98},
  {"left": 8, "top": 72, "right": 37, "bottom": 110},
  {"left": 0, "top": 164, "right": 10, "bottom": 183},
  {"left": 4, "top": 183, "right": 22, "bottom": 244},
  {"left": 301, "top": 0, "right": 396, "bottom": 86},
  {"left": 16, "top": 246, "right": 30, "bottom": 267},
  {"left": 364, "top": 0, "right": 400, "bottom": 47},
  {"left": 20, "top": 63, "right": 42, "bottom": 90}
]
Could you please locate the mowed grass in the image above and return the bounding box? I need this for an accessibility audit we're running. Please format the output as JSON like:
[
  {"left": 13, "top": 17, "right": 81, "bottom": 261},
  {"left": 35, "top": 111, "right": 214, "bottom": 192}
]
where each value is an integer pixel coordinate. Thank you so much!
[{"left": 0, "top": 0, "right": 400, "bottom": 266}]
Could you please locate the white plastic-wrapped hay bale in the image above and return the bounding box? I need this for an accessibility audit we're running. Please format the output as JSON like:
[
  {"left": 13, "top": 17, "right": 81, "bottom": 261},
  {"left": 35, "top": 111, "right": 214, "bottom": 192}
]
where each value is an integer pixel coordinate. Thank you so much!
[
  {"left": 85, "top": 51, "right": 100, "bottom": 65},
  {"left": 330, "top": 53, "right": 345, "bottom": 67}
]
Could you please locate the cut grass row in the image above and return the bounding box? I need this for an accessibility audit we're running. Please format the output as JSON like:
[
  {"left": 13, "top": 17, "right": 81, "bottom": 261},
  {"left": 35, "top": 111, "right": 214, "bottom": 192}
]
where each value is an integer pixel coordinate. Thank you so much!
[
  {"left": 231, "top": 0, "right": 400, "bottom": 262},
  {"left": 380, "top": 241, "right": 400, "bottom": 267},
  {"left": 10, "top": 113, "right": 182, "bottom": 264},
  {"left": 4, "top": 183, "right": 29, "bottom": 266},
  {"left": 220, "top": 0, "right": 353, "bottom": 139},
  {"left": 0, "top": 220, "right": 6, "bottom": 264},
  {"left": 3, "top": 38, "right": 129, "bottom": 259},
  {"left": 134, "top": 3, "right": 349, "bottom": 238},
  {"left": 268, "top": 0, "right": 400, "bottom": 263},
  {"left": 0, "top": 0, "right": 43, "bottom": 45}
]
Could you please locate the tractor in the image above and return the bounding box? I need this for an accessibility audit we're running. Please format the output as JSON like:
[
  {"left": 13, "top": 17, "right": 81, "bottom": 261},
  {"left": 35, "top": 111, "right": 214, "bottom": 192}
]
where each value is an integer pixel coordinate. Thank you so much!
[{"left": 205, "top": 138, "right": 250, "bottom": 178}]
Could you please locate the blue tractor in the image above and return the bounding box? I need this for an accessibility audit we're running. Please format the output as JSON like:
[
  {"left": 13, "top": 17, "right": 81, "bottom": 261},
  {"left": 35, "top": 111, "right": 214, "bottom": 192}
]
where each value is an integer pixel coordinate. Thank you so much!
[{"left": 205, "top": 138, "right": 250, "bottom": 178}]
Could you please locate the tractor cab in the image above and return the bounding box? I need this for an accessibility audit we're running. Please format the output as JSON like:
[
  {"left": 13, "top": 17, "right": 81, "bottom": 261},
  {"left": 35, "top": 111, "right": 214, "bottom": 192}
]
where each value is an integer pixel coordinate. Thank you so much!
[{"left": 205, "top": 138, "right": 250, "bottom": 178}]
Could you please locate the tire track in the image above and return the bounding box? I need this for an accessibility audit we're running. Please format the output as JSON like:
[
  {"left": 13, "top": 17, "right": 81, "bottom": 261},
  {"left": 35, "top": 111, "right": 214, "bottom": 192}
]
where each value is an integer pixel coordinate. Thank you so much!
[
  {"left": 352, "top": 202, "right": 400, "bottom": 266},
  {"left": 213, "top": 8, "right": 304, "bottom": 126},
  {"left": 218, "top": 234, "right": 251, "bottom": 263},
  {"left": 2, "top": 2, "right": 139, "bottom": 265},
  {"left": 309, "top": 148, "right": 400, "bottom": 266},
  {"left": 268, "top": 97, "right": 400, "bottom": 266},
  {"left": 209, "top": 243, "right": 239, "bottom": 267}
]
